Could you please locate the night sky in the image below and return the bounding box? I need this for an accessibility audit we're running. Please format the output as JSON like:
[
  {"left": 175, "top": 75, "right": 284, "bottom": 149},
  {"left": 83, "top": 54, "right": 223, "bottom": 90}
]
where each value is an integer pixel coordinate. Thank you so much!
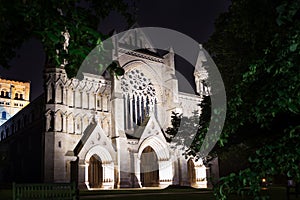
[{"left": 0, "top": 0, "right": 231, "bottom": 101}]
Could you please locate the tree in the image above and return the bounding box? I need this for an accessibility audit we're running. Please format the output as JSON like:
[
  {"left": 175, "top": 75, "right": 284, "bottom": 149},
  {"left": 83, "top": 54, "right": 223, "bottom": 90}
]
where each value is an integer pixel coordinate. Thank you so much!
[
  {"left": 0, "top": 0, "right": 134, "bottom": 77},
  {"left": 205, "top": 0, "right": 300, "bottom": 199},
  {"left": 165, "top": 95, "right": 212, "bottom": 161}
]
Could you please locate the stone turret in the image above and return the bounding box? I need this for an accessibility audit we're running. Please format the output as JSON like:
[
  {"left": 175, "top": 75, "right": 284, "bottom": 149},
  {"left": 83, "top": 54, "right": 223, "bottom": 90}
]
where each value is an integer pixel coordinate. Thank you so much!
[{"left": 194, "top": 44, "right": 210, "bottom": 96}]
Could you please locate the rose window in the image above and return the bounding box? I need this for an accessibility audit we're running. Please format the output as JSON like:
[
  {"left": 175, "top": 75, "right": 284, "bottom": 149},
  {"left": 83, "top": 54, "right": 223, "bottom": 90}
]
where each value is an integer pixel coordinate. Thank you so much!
[{"left": 121, "top": 69, "right": 156, "bottom": 97}]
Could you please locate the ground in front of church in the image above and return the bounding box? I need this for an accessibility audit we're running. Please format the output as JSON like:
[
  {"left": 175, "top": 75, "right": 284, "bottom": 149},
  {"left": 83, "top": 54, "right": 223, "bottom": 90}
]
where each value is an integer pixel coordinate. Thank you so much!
[{"left": 0, "top": 186, "right": 297, "bottom": 200}]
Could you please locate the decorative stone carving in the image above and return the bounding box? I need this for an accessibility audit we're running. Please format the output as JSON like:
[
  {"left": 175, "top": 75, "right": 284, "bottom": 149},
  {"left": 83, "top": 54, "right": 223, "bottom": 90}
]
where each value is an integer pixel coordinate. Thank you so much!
[
  {"left": 121, "top": 69, "right": 156, "bottom": 98},
  {"left": 61, "top": 28, "right": 70, "bottom": 53}
]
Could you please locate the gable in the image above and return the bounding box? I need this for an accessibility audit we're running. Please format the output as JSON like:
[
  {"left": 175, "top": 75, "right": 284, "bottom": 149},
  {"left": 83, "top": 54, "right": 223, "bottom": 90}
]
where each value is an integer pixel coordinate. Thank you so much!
[
  {"left": 118, "top": 24, "right": 157, "bottom": 53},
  {"left": 72, "top": 120, "right": 116, "bottom": 161},
  {"left": 138, "top": 114, "right": 167, "bottom": 146}
]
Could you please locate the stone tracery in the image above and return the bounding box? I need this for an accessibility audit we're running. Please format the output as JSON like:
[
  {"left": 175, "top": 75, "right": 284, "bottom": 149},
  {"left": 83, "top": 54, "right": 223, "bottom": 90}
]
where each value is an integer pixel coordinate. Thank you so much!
[
  {"left": 121, "top": 69, "right": 157, "bottom": 129},
  {"left": 121, "top": 69, "right": 156, "bottom": 97}
]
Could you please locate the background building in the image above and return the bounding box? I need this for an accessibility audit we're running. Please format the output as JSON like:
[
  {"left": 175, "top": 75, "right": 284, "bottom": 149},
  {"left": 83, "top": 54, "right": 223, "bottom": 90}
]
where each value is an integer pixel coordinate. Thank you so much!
[{"left": 0, "top": 78, "right": 30, "bottom": 126}]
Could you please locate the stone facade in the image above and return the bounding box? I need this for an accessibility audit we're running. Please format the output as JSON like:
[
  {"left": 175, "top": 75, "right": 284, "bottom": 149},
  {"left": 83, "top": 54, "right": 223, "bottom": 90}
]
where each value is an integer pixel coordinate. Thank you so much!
[
  {"left": 0, "top": 78, "right": 30, "bottom": 126},
  {"left": 0, "top": 28, "right": 217, "bottom": 189}
]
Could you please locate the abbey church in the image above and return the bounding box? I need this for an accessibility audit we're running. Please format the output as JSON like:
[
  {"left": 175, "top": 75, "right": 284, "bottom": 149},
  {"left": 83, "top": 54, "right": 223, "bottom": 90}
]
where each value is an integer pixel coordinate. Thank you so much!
[{"left": 0, "top": 27, "right": 218, "bottom": 189}]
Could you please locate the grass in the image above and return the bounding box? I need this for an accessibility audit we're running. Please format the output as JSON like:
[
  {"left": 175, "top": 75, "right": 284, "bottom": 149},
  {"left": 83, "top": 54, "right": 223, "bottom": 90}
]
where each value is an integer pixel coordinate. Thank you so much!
[
  {"left": 79, "top": 188, "right": 215, "bottom": 200},
  {"left": 79, "top": 186, "right": 300, "bottom": 200},
  {"left": 0, "top": 189, "right": 11, "bottom": 200},
  {"left": 1, "top": 186, "right": 298, "bottom": 200}
]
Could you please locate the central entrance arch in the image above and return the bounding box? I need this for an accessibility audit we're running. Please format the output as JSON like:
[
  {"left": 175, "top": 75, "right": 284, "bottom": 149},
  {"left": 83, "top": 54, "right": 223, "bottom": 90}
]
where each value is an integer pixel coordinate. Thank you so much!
[
  {"left": 140, "top": 146, "right": 159, "bottom": 187},
  {"left": 88, "top": 155, "right": 103, "bottom": 188}
]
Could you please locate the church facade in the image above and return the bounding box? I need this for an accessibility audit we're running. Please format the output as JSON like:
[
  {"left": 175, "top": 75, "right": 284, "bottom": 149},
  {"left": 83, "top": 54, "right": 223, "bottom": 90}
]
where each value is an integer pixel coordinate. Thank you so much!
[{"left": 0, "top": 28, "right": 217, "bottom": 189}]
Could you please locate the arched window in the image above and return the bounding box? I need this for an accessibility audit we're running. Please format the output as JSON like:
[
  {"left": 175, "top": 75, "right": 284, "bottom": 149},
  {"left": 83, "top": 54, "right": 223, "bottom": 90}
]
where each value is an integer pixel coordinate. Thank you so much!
[
  {"left": 15, "top": 93, "right": 19, "bottom": 99},
  {"left": 121, "top": 69, "right": 157, "bottom": 129},
  {"left": 0, "top": 91, "right": 4, "bottom": 97},
  {"left": 20, "top": 94, "right": 24, "bottom": 100},
  {"left": 2, "top": 111, "right": 6, "bottom": 119},
  {"left": 55, "top": 85, "right": 63, "bottom": 104},
  {"left": 5, "top": 92, "right": 9, "bottom": 98},
  {"left": 68, "top": 89, "right": 74, "bottom": 107}
]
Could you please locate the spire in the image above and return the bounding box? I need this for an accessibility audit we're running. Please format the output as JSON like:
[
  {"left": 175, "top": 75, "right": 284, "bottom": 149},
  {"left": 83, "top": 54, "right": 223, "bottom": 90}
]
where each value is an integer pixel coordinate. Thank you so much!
[
  {"left": 169, "top": 46, "right": 174, "bottom": 54},
  {"left": 195, "top": 44, "right": 207, "bottom": 72},
  {"left": 194, "top": 44, "right": 210, "bottom": 96},
  {"left": 112, "top": 30, "right": 119, "bottom": 60},
  {"left": 162, "top": 46, "right": 175, "bottom": 75}
]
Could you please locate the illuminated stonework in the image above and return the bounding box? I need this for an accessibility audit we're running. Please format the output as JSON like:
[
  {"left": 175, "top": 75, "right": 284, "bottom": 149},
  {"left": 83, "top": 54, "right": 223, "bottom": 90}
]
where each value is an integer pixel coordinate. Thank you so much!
[
  {"left": 0, "top": 78, "right": 30, "bottom": 126},
  {"left": 0, "top": 27, "right": 218, "bottom": 190},
  {"left": 121, "top": 69, "right": 156, "bottom": 97},
  {"left": 121, "top": 69, "right": 157, "bottom": 128}
]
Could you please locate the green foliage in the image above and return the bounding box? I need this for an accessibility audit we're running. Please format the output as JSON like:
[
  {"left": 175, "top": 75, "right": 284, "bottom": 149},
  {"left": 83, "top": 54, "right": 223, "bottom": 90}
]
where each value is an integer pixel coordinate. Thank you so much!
[
  {"left": 215, "top": 126, "right": 300, "bottom": 200},
  {"left": 0, "top": 0, "right": 134, "bottom": 77},
  {"left": 206, "top": 0, "right": 300, "bottom": 147},
  {"left": 165, "top": 95, "right": 212, "bottom": 160},
  {"left": 107, "top": 61, "right": 125, "bottom": 77},
  {"left": 215, "top": 169, "right": 262, "bottom": 200},
  {"left": 206, "top": 0, "right": 300, "bottom": 199}
]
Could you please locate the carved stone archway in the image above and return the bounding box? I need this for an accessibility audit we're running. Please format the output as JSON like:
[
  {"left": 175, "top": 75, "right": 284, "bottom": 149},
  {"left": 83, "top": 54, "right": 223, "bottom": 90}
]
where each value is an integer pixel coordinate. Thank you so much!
[
  {"left": 84, "top": 145, "right": 114, "bottom": 189},
  {"left": 88, "top": 155, "right": 103, "bottom": 188},
  {"left": 137, "top": 136, "right": 173, "bottom": 188},
  {"left": 140, "top": 146, "right": 159, "bottom": 187}
]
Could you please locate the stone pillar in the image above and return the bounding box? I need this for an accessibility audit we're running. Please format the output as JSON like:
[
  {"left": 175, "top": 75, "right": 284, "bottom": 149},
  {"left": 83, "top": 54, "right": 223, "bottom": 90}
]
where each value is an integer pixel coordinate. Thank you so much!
[
  {"left": 84, "top": 161, "right": 90, "bottom": 189},
  {"left": 129, "top": 96, "right": 133, "bottom": 129},
  {"left": 194, "top": 165, "right": 207, "bottom": 188},
  {"left": 172, "top": 157, "right": 180, "bottom": 185},
  {"left": 117, "top": 138, "right": 131, "bottom": 188},
  {"left": 44, "top": 131, "right": 54, "bottom": 182},
  {"left": 133, "top": 96, "right": 138, "bottom": 126},
  {"left": 123, "top": 95, "right": 128, "bottom": 130},
  {"left": 138, "top": 97, "right": 142, "bottom": 124},
  {"left": 179, "top": 157, "right": 189, "bottom": 186},
  {"left": 78, "top": 159, "right": 87, "bottom": 189},
  {"left": 159, "top": 160, "right": 173, "bottom": 188},
  {"left": 102, "top": 162, "right": 114, "bottom": 189},
  {"left": 107, "top": 95, "right": 111, "bottom": 111},
  {"left": 133, "top": 154, "right": 142, "bottom": 188},
  {"left": 72, "top": 90, "right": 76, "bottom": 107},
  {"left": 94, "top": 93, "right": 97, "bottom": 110},
  {"left": 62, "top": 114, "right": 66, "bottom": 133},
  {"left": 87, "top": 93, "right": 90, "bottom": 109}
]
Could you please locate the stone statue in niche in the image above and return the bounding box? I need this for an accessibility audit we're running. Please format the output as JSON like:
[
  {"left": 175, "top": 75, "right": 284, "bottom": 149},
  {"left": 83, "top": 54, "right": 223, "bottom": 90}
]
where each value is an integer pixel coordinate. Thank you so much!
[
  {"left": 55, "top": 26, "right": 70, "bottom": 68},
  {"left": 46, "top": 111, "right": 54, "bottom": 131},
  {"left": 62, "top": 28, "right": 70, "bottom": 53}
]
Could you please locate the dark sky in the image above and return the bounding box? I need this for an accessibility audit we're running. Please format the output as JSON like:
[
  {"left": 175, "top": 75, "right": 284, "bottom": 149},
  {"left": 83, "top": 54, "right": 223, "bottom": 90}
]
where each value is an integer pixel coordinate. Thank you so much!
[{"left": 0, "top": 0, "right": 231, "bottom": 101}]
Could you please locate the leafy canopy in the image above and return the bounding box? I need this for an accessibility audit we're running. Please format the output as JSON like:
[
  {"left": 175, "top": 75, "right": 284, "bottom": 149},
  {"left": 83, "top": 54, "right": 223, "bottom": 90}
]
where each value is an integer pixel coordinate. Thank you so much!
[
  {"left": 205, "top": 0, "right": 300, "bottom": 199},
  {"left": 0, "top": 0, "right": 134, "bottom": 77}
]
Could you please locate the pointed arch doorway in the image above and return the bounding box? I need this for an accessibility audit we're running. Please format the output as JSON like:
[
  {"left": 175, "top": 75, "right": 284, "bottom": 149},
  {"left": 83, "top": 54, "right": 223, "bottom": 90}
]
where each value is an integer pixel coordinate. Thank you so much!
[
  {"left": 140, "top": 146, "right": 159, "bottom": 187},
  {"left": 88, "top": 155, "right": 103, "bottom": 188}
]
